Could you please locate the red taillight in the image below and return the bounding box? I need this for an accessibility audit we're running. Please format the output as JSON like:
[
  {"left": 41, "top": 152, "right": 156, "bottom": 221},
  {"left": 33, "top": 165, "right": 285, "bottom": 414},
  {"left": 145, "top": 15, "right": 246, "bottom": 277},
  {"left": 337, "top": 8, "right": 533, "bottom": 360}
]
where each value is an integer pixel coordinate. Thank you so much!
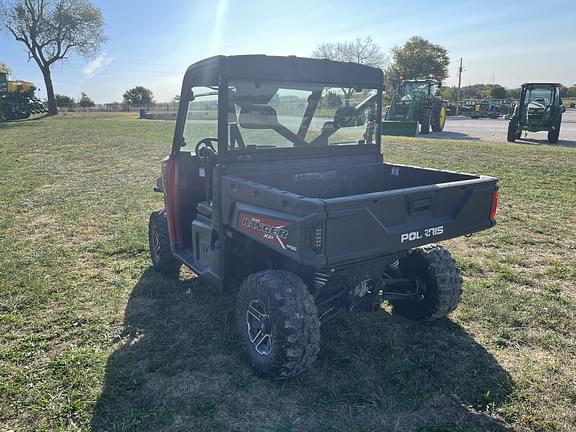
[{"left": 490, "top": 191, "right": 499, "bottom": 220}]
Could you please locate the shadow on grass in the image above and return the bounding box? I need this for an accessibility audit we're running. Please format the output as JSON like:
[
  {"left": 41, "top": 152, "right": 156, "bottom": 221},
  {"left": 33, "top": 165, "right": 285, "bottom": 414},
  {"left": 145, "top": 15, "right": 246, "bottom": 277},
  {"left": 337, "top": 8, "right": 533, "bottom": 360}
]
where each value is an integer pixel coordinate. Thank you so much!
[
  {"left": 426, "top": 131, "right": 481, "bottom": 141},
  {"left": 513, "top": 137, "right": 576, "bottom": 149},
  {"left": 92, "top": 268, "right": 513, "bottom": 432},
  {"left": 0, "top": 114, "right": 49, "bottom": 129}
]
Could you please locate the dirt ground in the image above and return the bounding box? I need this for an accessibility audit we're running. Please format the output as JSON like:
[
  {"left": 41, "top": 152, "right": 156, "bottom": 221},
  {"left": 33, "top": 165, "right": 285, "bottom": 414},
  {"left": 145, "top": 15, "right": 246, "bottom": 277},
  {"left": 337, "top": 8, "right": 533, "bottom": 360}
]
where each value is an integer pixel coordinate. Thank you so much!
[{"left": 431, "top": 108, "right": 576, "bottom": 147}]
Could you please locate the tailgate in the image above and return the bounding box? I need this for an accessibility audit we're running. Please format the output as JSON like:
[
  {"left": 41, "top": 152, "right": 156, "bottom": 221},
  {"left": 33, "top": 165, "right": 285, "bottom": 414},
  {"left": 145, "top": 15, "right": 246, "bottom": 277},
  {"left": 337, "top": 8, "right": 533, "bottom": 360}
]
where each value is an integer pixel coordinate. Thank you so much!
[{"left": 323, "top": 177, "right": 498, "bottom": 265}]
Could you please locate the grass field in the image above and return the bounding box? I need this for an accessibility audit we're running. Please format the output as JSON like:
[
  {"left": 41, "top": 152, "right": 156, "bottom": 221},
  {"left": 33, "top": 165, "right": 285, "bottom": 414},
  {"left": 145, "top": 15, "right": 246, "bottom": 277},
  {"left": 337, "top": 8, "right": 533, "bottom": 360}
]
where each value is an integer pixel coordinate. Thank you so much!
[{"left": 1, "top": 112, "right": 575, "bottom": 432}]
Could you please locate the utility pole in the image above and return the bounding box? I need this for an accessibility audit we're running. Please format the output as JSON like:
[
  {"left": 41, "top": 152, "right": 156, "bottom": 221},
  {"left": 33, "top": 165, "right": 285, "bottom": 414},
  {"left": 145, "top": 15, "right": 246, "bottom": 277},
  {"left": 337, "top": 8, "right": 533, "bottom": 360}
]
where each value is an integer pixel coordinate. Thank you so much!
[{"left": 456, "top": 57, "right": 464, "bottom": 116}]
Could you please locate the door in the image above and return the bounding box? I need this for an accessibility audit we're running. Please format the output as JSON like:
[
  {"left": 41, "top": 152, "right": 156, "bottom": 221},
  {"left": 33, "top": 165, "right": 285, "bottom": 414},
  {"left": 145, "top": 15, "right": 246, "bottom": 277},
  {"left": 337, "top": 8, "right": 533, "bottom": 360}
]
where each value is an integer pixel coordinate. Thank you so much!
[{"left": 165, "top": 85, "right": 220, "bottom": 249}]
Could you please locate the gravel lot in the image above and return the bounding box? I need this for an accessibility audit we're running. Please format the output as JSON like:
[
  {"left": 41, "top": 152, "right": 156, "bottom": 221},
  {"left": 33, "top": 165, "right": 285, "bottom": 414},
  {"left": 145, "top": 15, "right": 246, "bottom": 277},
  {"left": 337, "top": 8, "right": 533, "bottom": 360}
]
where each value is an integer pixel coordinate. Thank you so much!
[{"left": 430, "top": 108, "right": 576, "bottom": 147}]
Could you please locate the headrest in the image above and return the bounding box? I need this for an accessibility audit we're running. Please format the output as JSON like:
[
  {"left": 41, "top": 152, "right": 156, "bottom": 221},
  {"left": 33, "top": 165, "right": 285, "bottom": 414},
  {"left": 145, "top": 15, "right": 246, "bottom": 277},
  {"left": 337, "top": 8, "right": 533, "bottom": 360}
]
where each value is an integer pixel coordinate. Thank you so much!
[{"left": 238, "top": 105, "right": 279, "bottom": 129}]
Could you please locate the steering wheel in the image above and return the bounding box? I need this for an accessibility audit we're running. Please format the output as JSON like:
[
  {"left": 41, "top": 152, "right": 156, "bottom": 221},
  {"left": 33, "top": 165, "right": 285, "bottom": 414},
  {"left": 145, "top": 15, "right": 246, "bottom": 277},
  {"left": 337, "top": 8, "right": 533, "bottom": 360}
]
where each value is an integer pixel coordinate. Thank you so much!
[
  {"left": 334, "top": 105, "right": 358, "bottom": 128},
  {"left": 195, "top": 137, "right": 218, "bottom": 159}
]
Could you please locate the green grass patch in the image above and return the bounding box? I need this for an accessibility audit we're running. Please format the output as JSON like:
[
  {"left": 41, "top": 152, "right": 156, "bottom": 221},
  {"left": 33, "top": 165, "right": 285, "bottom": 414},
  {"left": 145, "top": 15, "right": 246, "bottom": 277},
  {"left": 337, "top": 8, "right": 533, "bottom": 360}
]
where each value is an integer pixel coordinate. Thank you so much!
[{"left": 1, "top": 113, "right": 575, "bottom": 431}]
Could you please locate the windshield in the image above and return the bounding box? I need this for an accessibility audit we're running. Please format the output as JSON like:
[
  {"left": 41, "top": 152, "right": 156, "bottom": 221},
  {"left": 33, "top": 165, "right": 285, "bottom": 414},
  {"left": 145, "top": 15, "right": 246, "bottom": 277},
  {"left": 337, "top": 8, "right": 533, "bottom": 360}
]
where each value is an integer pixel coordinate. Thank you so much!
[
  {"left": 227, "top": 80, "right": 379, "bottom": 150},
  {"left": 400, "top": 82, "right": 430, "bottom": 98},
  {"left": 525, "top": 87, "right": 555, "bottom": 105}
]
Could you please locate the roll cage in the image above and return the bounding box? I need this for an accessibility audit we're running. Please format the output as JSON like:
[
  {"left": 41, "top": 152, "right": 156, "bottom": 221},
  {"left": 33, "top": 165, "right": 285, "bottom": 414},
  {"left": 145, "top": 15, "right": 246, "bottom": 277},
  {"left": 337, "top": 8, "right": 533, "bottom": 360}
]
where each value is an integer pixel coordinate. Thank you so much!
[{"left": 171, "top": 55, "right": 384, "bottom": 161}]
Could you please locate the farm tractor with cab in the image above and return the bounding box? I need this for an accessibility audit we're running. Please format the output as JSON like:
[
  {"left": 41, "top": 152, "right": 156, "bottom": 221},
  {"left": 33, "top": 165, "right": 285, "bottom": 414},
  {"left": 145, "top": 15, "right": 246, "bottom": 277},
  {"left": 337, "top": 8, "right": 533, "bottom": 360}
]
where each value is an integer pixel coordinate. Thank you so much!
[
  {"left": 148, "top": 55, "right": 499, "bottom": 379},
  {"left": 383, "top": 78, "right": 447, "bottom": 136},
  {"left": 507, "top": 83, "right": 565, "bottom": 144}
]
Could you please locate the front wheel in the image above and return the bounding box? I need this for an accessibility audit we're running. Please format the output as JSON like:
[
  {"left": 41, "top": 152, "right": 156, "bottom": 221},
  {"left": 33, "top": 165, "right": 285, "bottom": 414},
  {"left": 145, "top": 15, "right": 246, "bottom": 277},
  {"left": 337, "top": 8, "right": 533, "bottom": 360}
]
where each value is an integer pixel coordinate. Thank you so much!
[
  {"left": 548, "top": 120, "right": 561, "bottom": 144},
  {"left": 235, "top": 270, "right": 320, "bottom": 379},
  {"left": 148, "top": 210, "right": 180, "bottom": 273},
  {"left": 419, "top": 108, "right": 431, "bottom": 134},
  {"left": 391, "top": 244, "right": 462, "bottom": 321},
  {"left": 431, "top": 101, "right": 446, "bottom": 132},
  {"left": 507, "top": 121, "right": 518, "bottom": 142}
]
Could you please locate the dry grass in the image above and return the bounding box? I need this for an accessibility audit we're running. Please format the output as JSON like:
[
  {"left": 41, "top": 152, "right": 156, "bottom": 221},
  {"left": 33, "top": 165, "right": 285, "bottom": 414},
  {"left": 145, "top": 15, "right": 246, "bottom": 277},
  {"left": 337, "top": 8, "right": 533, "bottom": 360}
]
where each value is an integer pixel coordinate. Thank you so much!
[{"left": 0, "top": 113, "right": 575, "bottom": 431}]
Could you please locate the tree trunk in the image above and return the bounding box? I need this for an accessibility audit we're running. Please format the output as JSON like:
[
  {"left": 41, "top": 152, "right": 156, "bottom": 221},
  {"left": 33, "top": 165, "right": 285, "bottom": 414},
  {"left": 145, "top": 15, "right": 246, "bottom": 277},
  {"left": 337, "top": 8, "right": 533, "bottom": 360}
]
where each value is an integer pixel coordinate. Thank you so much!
[{"left": 41, "top": 67, "right": 58, "bottom": 116}]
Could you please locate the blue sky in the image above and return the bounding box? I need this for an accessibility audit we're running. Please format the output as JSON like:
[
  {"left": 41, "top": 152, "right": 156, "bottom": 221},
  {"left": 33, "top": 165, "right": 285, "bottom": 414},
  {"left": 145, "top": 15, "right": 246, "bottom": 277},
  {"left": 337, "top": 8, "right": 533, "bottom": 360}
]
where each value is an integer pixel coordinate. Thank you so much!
[{"left": 1, "top": 0, "right": 575, "bottom": 103}]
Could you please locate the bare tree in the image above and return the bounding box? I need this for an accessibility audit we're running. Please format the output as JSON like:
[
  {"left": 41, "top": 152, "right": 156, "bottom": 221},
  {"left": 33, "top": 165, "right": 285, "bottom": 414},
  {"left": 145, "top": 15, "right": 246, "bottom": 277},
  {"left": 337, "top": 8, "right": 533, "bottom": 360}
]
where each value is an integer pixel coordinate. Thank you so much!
[
  {"left": 312, "top": 36, "right": 386, "bottom": 99},
  {"left": 0, "top": 0, "right": 106, "bottom": 115}
]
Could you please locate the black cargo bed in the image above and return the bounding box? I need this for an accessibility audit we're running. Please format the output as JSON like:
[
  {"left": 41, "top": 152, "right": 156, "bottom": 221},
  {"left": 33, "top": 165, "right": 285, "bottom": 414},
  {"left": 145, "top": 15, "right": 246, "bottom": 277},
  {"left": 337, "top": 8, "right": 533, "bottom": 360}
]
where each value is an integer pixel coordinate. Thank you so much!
[
  {"left": 238, "top": 162, "right": 479, "bottom": 199},
  {"left": 223, "top": 158, "right": 497, "bottom": 267}
]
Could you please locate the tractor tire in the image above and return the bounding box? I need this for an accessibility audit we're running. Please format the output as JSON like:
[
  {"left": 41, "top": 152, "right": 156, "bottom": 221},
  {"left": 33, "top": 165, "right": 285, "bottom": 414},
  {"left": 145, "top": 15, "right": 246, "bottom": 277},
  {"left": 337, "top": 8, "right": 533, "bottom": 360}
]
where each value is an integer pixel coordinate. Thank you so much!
[
  {"left": 548, "top": 120, "right": 561, "bottom": 144},
  {"left": 148, "top": 209, "right": 180, "bottom": 273},
  {"left": 431, "top": 100, "right": 447, "bottom": 132},
  {"left": 391, "top": 244, "right": 463, "bottom": 321},
  {"left": 236, "top": 270, "right": 320, "bottom": 380},
  {"left": 507, "top": 121, "right": 518, "bottom": 142},
  {"left": 419, "top": 108, "right": 431, "bottom": 134}
]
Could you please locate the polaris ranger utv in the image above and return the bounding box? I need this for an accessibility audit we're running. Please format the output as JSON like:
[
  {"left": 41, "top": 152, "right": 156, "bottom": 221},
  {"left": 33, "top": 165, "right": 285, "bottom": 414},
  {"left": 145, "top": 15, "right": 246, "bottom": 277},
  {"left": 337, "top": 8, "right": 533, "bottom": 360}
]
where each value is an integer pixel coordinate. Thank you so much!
[{"left": 148, "top": 55, "right": 499, "bottom": 379}]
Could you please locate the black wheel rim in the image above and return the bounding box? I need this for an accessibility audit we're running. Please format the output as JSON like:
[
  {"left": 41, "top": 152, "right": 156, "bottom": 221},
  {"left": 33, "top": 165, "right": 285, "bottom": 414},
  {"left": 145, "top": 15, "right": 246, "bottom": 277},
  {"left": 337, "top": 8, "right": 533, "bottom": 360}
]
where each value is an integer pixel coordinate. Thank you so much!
[{"left": 245, "top": 300, "right": 273, "bottom": 356}]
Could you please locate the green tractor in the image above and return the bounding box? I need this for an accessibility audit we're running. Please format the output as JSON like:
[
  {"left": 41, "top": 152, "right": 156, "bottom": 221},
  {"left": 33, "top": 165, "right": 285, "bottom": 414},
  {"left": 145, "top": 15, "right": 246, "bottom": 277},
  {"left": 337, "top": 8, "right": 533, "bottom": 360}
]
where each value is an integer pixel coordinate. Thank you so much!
[
  {"left": 0, "top": 72, "right": 46, "bottom": 121},
  {"left": 383, "top": 79, "right": 446, "bottom": 136},
  {"left": 507, "top": 83, "right": 565, "bottom": 144}
]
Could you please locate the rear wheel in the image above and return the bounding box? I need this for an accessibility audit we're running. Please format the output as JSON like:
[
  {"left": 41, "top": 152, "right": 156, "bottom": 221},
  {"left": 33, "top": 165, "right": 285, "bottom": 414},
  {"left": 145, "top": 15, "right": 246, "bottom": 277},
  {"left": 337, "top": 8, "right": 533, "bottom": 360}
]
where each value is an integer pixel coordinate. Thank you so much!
[
  {"left": 507, "top": 121, "right": 518, "bottom": 142},
  {"left": 431, "top": 100, "right": 446, "bottom": 132},
  {"left": 419, "top": 108, "right": 431, "bottom": 134},
  {"left": 548, "top": 119, "right": 561, "bottom": 144},
  {"left": 235, "top": 270, "right": 320, "bottom": 379},
  {"left": 391, "top": 244, "right": 462, "bottom": 321},
  {"left": 148, "top": 210, "right": 180, "bottom": 273}
]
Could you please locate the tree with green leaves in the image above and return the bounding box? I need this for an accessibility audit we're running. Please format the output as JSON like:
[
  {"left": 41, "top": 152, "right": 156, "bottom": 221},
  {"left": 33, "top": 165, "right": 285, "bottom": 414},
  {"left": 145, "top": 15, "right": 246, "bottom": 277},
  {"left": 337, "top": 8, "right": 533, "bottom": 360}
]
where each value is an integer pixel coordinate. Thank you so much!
[
  {"left": 123, "top": 86, "right": 154, "bottom": 106},
  {"left": 386, "top": 36, "right": 449, "bottom": 87},
  {"left": 55, "top": 94, "right": 75, "bottom": 107},
  {"left": 0, "top": 0, "right": 106, "bottom": 115},
  {"left": 490, "top": 85, "right": 507, "bottom": 99},
  {"left": 0, "top": 61, "right": 11, "bottom": 75},
  {"left": 441, "top": 84, "right": 509, "bottom": 102},
  {"left": 78, "top": 92, "right": 94, "bottom": 109}
]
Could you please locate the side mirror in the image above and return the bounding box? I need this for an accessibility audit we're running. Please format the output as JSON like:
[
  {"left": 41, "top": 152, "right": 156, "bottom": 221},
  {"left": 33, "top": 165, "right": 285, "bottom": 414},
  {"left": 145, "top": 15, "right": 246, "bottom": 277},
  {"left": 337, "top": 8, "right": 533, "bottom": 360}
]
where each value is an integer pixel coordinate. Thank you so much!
[{"left": 238, "top": 105, "right": 279, "bottom": 129}]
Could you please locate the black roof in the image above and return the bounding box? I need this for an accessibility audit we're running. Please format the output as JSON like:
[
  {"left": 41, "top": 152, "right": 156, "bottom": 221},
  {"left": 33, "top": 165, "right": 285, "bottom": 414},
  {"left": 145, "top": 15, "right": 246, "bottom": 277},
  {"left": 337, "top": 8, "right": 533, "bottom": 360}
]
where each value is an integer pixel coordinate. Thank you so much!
[
  {"left": 521, "top": 83, "right": 561, "bottom": 87},
  {"left": 403, "top": 79, "right": 438, "bottom": 83},
  {"left": 184, "top": 55, "right": 384, "bottom": 88}
]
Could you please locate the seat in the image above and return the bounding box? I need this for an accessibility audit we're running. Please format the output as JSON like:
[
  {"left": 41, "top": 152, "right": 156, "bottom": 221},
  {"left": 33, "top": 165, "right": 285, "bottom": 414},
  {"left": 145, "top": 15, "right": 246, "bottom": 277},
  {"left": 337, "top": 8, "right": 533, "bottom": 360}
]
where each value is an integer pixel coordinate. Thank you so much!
[{"left": 196, "top": 201, "right": 212, "bottom": 218}]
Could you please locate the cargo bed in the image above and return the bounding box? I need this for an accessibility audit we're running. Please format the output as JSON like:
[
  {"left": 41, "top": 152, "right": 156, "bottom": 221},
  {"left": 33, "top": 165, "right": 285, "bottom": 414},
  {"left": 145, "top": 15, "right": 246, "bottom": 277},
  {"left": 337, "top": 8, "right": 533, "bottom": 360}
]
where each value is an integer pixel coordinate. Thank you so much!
[{"left": 222, "top": 156, "right": 498, "bottom": 267}]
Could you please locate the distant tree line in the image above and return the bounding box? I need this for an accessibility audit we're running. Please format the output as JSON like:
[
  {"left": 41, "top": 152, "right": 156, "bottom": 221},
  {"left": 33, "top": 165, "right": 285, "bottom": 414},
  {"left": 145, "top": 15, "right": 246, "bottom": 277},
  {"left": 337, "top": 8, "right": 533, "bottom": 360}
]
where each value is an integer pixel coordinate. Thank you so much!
[
  {"left": 440, "top": 84, "right": 576, "bottom": 102},
  {"left": 312, "top": 36, "right": 576, "bottom": 104},
  {"left": 55, "top": 86, "right": 155, "bottom": 110},
  {"left": 55, "top": 92, "right": 95, "bottom": 109},
  {"left": 440, "top": 84, "right": 510, "bottom": 101}
]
